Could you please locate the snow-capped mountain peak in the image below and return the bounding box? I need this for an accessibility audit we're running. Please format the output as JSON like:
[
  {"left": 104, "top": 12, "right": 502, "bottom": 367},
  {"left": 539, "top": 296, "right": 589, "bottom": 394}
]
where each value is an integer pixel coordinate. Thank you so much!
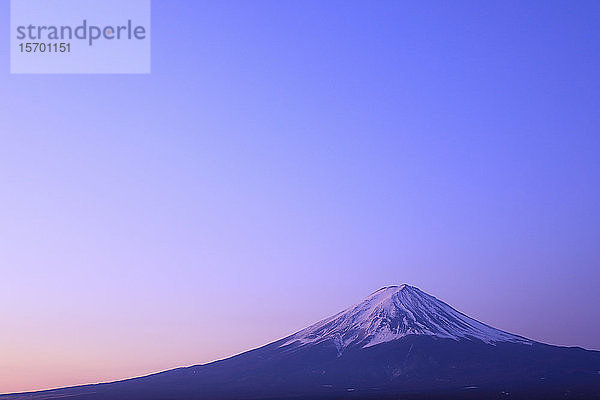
[{"left": 283, "top": 284, "right": 531, "bottom": 352}]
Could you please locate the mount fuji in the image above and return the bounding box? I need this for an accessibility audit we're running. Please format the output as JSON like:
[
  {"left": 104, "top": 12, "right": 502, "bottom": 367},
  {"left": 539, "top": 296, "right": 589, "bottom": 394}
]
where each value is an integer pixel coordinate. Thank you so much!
[
  {"left": 4, "top": 285, "right": 599, "bottom": 400},
  {"left": 283, "top": 285, "right": 531, "bottom": 351}
]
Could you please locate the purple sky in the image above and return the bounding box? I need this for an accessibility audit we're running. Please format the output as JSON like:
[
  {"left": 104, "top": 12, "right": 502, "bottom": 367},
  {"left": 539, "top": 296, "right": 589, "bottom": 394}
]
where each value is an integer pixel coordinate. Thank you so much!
[{"left": 1, "top": 0, "right": 599, "bottom": 394}]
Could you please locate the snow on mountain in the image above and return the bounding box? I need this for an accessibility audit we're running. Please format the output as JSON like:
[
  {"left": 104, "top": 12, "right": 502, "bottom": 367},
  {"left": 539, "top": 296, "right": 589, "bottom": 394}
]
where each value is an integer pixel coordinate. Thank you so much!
[{"left": 282, "top": 284, "right": 531, "bottom": 353}]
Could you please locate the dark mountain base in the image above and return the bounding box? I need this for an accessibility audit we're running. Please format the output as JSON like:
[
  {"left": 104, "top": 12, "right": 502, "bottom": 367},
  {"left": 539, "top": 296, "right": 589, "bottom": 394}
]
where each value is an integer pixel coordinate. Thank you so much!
[{"left": 4, "top": 336, "right": 600, "bottom": 400}]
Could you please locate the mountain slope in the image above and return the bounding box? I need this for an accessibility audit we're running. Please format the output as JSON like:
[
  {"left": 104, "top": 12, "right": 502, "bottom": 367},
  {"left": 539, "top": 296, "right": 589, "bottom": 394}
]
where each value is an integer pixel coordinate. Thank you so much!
[
  {"left": 283, "top": 285, "right": 531, "bottom": 352},
  {"left": 3, "top": 285, "right": 599, "bottom": 400}
]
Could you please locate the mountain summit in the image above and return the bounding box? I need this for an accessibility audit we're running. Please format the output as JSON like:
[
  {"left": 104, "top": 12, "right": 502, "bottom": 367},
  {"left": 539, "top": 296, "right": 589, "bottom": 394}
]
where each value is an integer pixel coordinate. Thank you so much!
[
  {"left": 284, "top": 285, "right": 529, "bottom": 352},
  {"left": 3, "top": 285, "right": 599, "bottom": 400}
]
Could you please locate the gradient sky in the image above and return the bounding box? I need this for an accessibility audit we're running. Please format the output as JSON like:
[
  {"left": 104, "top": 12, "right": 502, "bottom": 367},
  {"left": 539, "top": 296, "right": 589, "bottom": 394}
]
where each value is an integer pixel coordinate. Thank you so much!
[{"left": 1, "top": 0, "right": 599, "bottom": 394}]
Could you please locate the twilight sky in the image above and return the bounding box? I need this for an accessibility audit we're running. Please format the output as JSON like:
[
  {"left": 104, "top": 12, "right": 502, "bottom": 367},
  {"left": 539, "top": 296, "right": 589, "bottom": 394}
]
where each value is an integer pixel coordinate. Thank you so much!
[{"left": 1, "top": 0, "right": 599, "bottom": 394}]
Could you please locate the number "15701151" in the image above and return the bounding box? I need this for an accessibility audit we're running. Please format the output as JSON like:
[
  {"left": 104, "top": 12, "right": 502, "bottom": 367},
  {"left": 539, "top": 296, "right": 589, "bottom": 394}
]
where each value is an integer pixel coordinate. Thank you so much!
[{"left": 19, "top": 43, "right": 71, "bottom": 53}]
